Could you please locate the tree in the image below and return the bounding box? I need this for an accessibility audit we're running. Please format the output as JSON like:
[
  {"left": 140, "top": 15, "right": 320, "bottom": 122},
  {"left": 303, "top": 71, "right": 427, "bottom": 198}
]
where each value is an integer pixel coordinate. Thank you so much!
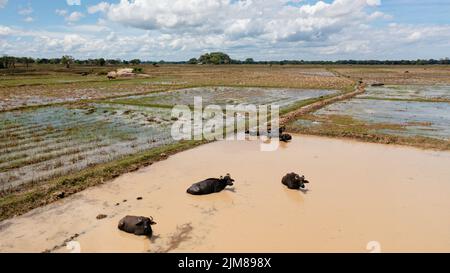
[
  {"left": 107, "top": 59, "right": 121, "bottom": 65},
  {"left": 188, "top": 58, "right": 198, "bottom": 64},
  {"left": 61, "top": 55, "right": 74, "bottom": 68},
  {"left": 244, "top": 58, "right": 255, "bottom": 64},
  {"left": 97, "top": 58, "right": 106, "bottom": 66},
  {"left": 130, "top": 59, "right": 141, "bottom": 65},
  {"left": 0, "top": 56, "right": 16, "bottom": 69},
  {"left": 36, "top": 58, "right": 49, "bottom": 64},
  {"left": 198, "top": 52, "right": 231, "bottom": 65},
  {"left": 19, "top": 57, "right": 35, "bottom": 68}
]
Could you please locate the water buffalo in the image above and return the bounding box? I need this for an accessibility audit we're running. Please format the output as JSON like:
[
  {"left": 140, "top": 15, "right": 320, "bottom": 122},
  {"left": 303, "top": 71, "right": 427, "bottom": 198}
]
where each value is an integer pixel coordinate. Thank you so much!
[
  {"left": 279, "top": 133, "right": 292, "bottom": 142},
  {"left": 278, "top": 127, "right": 292, "bottom": 142},
  {"left": 187, "top": 174, "right": 235, "bottom": 195},
  {"left": 118, "top": 215, "right": 157, "bottom": 236},
  {"left": 282, "top": 173, "right": 309, "bottom": 190}
]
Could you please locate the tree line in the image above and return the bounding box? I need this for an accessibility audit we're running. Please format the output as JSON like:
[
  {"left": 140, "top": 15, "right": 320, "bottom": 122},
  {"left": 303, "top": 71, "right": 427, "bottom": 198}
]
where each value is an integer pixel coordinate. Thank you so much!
[
  {"left": 188, "top": 52, "right": 450, "bottom": 65},
  {"left": 0, "top": 55, "right": 144, "bottom": 69},
  {"left": 1, "top": 53, "right": 450, "bottom": 69}
]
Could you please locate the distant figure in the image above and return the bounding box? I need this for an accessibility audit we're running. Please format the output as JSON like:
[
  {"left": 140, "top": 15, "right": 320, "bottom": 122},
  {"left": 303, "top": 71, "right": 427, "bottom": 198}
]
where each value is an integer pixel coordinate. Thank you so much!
[
  {"left": 282, "top": 173, "right": 309, "bottom": 190},
  {"left": 118, "top": 216, "right": 157, "bottom": 236},
  {"left": 278, "top": 126, "right": 292, "bottom": 142},
  {"left": 187, "top": 174, "right": 235, "bottom": 195}
]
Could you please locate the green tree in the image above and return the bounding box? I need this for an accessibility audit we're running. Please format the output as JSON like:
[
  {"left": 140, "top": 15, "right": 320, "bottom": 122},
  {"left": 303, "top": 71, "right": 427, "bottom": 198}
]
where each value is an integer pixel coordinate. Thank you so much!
[
  {"left": 198, "top": 52, "right": 231, "bottom": 65},
  {"left": 107, "top": 59, "right": 121, "bottom": 65},
  {"left": 61, "top": 55, "right": 74, "bottom": 69},
  {"left": 0, "top": 56, "right": 17, "bottom": 69},
  {"left": 188, "top": 58, "right": 198, "bottom": 64},
  {"left": 198, "top": 53, "right": 210, "bottom": 64},
  {"left": 130, "top": 59, "right": 141, "bottom": 65},
  {"left": 244, "top": 58, "right": 255, "bottom": 64},
  {"left": 97, "top": 58, "right": 106, "bottom": 66},
  {"left": 18, "top": 57, "right": 34, "bottom": 68}
]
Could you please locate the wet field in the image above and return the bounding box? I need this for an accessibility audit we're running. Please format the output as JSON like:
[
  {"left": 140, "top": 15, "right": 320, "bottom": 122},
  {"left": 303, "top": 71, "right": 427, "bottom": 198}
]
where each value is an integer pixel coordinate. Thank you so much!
[
  {"left": 0, "top": 105, "right": 175, "bottom": 189},
  {"left": 2, "top": 65, "right": 450, "bottom": 253},
  {"left": 0, "top": 135, "right": 449, "bottom": 253},
  {"left": 312, "top": 99, "right": 450, "bottom": 140},
  {"left": 0, "top": 87, "right": 336, "bottom": 191},
  {"left": 292, "top": 85, "right": 450, "bottom": 142},
  {"left": 360, "top": 85, "right": 450, "bottom": 101},
  {"left": 109, "top": 86, "right": 338, "bottom": 108}
]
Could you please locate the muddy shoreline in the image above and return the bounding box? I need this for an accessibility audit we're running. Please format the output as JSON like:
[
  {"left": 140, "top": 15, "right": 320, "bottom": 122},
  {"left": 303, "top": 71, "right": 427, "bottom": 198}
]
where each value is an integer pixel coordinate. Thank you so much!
[{"left": 1, "top": 134, "right": 449, "bottom": 253}]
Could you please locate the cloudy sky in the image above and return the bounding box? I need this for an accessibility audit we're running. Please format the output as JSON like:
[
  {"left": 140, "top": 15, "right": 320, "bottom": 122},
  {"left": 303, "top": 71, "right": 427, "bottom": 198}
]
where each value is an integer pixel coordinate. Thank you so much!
[{"left": 0, "top": 0, "right": 449, "bottom": 61}]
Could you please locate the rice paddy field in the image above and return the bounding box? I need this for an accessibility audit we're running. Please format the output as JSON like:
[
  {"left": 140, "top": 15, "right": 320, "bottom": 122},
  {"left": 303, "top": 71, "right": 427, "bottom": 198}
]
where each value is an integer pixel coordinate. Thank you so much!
[
  {"left": 289, "top": 84, "right": 450, "bottom": 149},
  {"left": 0, "top": 65, "right": 353, "bottom": 112},
  {"left": 108, "top": 86, "right": 338, "bottom": 108},
  {"left": 0, "top": 64, "right": 449, "bottom": 221},
  {"left": 0, "top": 85, "right": 340, "bottom": 192},
  {"left": 360, "top": 85, "right": 450, "bottom": 102},
  {"left": 0, "top": 104, "right": 175, "bottom": 190}
]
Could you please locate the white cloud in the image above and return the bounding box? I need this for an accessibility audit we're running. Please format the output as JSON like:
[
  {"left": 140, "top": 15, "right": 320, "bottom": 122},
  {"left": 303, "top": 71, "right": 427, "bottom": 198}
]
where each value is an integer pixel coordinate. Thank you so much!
[
  {"left": 0, "top": 0, "right": 7, "bottom": 9},
  {"left": 89, "top": 0, "right": 387, "bottom": 44},
  {"left": 66, "top": 11, "right": 84, "bottom": 22},
  {"left": 55, "top": 9, "right": 68, "bottom": 16},
  {"left": 1, "top": 0, "right": 450, "bottom": 61},
  {"left": 18, "top": 6, "right": 33, "bottom": 16},
  {"left": 67, "top": 0, "right": 81, "bottom": 6},
  {"left": 88, "top": 2, "right": 110, "bottom": 14},
  {"left": 0, "top": 25, "right": 13, "bottom": 35},
  {"left": 18, "top": 4, "right": 34, "bottom": 23},
  {"left": 56, "top": 10, "right": 84, "bottom": 22},
  {"left": 366, "top": 0, "right": 381, "bottom": 6}
]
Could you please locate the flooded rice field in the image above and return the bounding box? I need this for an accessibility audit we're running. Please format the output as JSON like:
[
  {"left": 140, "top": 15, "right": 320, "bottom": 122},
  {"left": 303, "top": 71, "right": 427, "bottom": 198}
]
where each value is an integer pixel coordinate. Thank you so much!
[
  {"left": 1, "top": 135, "right": 449, "bottom": 253},
  {"left": 0, "top": 80, "right": 171, "bottom": 111},
  {"left": 313, "top": 99, "right": 450, "bottom": 139},
  {"left": 0, "top": 104, "right": 175, "bottom": 190},
  {"left": 109, "top": 87, "right": 338, "bottom": 108},
  {"left": 0, "top": 86, "right": 339, "bottom": 190},
  {"left": 361, "top": 85, "right": 450, "bottom": 101},
  {"left": 293, "top": 85, "right": 450, "bottom": 141}
]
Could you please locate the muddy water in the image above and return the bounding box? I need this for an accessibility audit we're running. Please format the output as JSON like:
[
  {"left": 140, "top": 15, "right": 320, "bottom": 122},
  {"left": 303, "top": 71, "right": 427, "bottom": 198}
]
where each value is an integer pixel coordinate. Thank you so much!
[{"left": 1, "top": 135, "right": 450, "bottom": 253}]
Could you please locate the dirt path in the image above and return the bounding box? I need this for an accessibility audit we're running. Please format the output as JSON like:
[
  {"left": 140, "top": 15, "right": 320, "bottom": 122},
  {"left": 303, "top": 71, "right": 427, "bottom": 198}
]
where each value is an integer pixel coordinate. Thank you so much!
[{"left": 0, "top": 134, "right": 449, "bottom": 253}]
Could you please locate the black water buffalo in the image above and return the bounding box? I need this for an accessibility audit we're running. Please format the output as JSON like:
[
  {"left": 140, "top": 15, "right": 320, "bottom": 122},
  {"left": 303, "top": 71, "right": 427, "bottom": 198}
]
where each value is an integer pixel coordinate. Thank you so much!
[
  {"left": 187, "top": 174, "right": 235, "bottom": 195},
  {"left": 277, "top": 126, "right": 292, "bottom": 142},
  {"left": 118, "top": 215, "right": 157, "bottom": 236},
  {"left": 282, "top": 173, "right": 309, "bottom": 190},
  {"left": 279, "top": 134, "right": 292, "bottom": 142}
]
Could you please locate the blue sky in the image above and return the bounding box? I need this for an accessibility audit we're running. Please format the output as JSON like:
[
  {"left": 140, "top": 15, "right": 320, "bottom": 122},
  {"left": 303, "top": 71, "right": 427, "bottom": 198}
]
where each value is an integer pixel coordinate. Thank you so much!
[{"left": 0, "top": 0, "right": 449, "bottom": 61}]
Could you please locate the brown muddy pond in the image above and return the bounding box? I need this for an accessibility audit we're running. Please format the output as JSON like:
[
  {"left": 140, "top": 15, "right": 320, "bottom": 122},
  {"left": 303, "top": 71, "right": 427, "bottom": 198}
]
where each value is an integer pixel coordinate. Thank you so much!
[{"left": 0, "top": 135, "right": 449, "bottom": 253}]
